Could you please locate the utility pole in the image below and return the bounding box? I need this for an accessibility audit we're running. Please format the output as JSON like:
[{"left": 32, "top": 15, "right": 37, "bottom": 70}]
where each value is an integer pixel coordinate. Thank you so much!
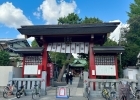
[{"left": 119, "top": 25, "right": 123, "bottom": 78}]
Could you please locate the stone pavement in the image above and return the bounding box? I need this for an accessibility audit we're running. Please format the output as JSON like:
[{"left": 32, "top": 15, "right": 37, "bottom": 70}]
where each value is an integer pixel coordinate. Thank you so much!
[
  {"left": 40, "top": 77, "right": 87, "bottom": 100},
  {"left": 40, "top": 77, "right": 105, "bottom": 100}
]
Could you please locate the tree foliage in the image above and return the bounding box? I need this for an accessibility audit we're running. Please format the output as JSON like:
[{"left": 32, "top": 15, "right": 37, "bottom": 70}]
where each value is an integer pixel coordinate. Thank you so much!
[
  {"left": 58, "top": 13, "right": 82, "bottom": 24},
  {"left": 103, "top": 38, "right": 118, "bottom": 46},
  {"left": 0, "top": 51, "right": 10, "bottom": 66},
  {"left": 49, "top": 52, "right": 74, "bottom": 67},
  {"left": 82, "top": 17, "right": 103, "bottom": 24},
  {"left": 31, "top": 40, "right": 39, "bottom": 47},
  {"left": 120, "top": 0, "right": 140, "bottom": 67},
  {"left": 58, "top": 13, "right": 102, "bottom": 24}
]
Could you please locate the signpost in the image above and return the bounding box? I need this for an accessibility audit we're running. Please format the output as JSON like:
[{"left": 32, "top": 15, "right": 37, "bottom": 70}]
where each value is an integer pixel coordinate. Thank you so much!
[{"left": 56, "top": 86, "right": 70, "bottom": 99}]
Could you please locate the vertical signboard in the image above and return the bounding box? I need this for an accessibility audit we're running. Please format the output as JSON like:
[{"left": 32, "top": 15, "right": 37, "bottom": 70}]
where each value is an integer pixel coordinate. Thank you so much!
[{"left": 47, "top": 63, "right": 54, "bottom": 78}]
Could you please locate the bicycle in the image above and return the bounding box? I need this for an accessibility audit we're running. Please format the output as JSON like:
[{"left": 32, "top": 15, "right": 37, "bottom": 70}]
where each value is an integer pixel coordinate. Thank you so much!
[
  {"left": 32, "top": 83, "right": 41, "bottom": 99},
  {"left": 102, "top": 82, "right": 117, "bottom": 100},
  {"left": 3, "top": 80, "right": 18, "bottom": 98},
  {"left": 128, "top": 82, "right": 140, "bottom": 99},
  {"left": 119, "top": 81, "right": 130, "bottom": 100},
  {"left": 16, "top": 84, "right": 26, "bottom": 98},
  {"left": 84, "top": 83, "right": 90, "bottom": 100}
]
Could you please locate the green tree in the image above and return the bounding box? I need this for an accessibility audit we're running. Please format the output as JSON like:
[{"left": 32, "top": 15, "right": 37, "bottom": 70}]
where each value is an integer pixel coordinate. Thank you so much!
[
  {"left": 0, "top": 51, "right": 10, "bottom": 66},
  {"left": 82, "top": 17, "right": 103, "bottom": 24},
  {"left": 120, "top": 0, "right": 140, "bottom": 67},
  {"left": 49, "top": 51, "right": 74, "bottom": 67},
  {"left": 121, "top": 43, "right": 139, "bottom": 67},
  {"left": 103, "top": 38, "right": 118, "bottom": 46},
  {"left": 58, "top": 13, "right": 82, "bottom": 24},
  {"left": 31, "top": 39, "right": 39, "bottom": 47}
]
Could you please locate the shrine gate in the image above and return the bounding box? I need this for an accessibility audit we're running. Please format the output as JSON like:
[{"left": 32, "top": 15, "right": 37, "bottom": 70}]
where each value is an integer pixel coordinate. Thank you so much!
[{"left": 16, "top": 22, "right": 124, "bottom": 87}]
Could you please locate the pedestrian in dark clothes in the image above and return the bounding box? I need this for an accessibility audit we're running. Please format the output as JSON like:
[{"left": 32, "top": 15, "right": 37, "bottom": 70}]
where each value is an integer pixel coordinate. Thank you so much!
[
  {"left": 66, "top": 73, "right": 69, "bottom": 84},
  {"left": 68, "top": 72, "right": 73, "bottom": 85}
]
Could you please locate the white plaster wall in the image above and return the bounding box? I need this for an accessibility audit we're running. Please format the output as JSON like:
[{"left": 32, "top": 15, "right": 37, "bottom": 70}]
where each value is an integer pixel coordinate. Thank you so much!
[
  {"left": 0, "top": 66, "right": 22, "bottom": 86},
  {"left": 0, "top": 66, "right": 13, "bottom": 86},
  {"left": 123, "top": 69, "right": 127, "bottom": 77},
  {"left": 123, "top": 68, "right": 138, "bottom": 80}
]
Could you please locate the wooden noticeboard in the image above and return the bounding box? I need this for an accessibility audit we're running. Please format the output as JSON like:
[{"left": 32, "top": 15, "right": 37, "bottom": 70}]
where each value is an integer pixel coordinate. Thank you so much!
[{"left": 24, "top": 65, "right": 38, "bottom": 75}]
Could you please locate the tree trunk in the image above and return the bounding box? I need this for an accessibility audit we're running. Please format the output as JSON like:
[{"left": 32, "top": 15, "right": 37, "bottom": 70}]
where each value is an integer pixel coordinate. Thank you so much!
[{"left": 57, "top": 53, "right": 72, "bottom": 82}]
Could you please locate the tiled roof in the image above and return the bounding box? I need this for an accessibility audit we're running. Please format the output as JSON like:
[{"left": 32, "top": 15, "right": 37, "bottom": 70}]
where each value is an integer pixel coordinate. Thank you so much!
[
  {"left": 93, "top": 46, "right": 125, "bottom": 54},
  {"left": 17, "top": 22, "right": 120, "bottom": 36},
  {"left": 69, "top": 59, "right": 87, "bottom": 67},
  {"left": 9, "top": 47, "right": 44, "bottom": 55}
]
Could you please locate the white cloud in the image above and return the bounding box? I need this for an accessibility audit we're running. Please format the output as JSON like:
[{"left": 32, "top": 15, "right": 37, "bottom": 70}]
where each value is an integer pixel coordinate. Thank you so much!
[
  {"left": 33, "top": 12, "right": 40, "bottom": 19},
  {"left": 17, "top": 34, "right": 25, "bottom": 39},
  {"left": 0, "top": 2, "right": 34, "bottom": 43},
  {"left": 27, "top": 37, "right": 35, "bottom": 42},
  {"left": 109, "top": 20, "right": 129, "bottom": 43},
  {"left": 109, "top": 20, "right": 121, "bottom": 23},
  {"left": 34, "top": 0, "right": 77, "bottom": 24},
  {"left": 0, "top": 2, "right": 33, "bottom": 28},
  {"left": 17, "top": 34, "right": 35, "bottom": 45}
]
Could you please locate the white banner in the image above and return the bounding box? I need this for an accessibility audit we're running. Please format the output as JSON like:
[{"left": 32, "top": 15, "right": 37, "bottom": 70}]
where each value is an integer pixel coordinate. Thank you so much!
[{"left": 47, "top": 42, "right": 89, "bottom": 54}]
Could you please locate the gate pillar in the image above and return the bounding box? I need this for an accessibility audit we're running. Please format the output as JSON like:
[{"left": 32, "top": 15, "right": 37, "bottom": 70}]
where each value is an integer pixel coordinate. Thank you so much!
[
  {"left": 42, "top": 43, "right": 48, "bottom": 86},
  {"left": 115, "top": 56, "right": 119, "bottom": 79},
  {"left": 89, "top": 42, "right": 96, "bottom": 90},
  {"left": 22, "top": 56, "right": 25, "bottom": 78}
]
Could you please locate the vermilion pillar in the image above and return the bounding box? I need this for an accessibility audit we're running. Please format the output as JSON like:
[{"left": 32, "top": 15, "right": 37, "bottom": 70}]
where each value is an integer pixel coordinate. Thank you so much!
[
  {"left": 22, "top": 56, "right": 25, "bottom": 78},
  {"left": 115, "top": 56, "right": 118, "bottom": 79},
  {"left": 89, "top": 42, "right": 96, "bottom": 90},
  {"left": 47, "top": 67, "right": 50, "bottom": 86},
  {"left": 42, "top": 43, "right": 48, "bottom": 86}
]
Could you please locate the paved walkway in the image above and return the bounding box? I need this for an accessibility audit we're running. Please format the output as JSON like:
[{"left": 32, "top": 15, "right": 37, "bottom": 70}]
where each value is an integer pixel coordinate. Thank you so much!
[{"left": 40, "top": 77, "right": 87, "bottom": 100}]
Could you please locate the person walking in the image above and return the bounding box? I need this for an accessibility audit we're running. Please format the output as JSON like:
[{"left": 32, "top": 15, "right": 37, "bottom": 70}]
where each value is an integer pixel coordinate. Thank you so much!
[
  {"left": 68, "top": 72, "right": 73, "bottom": 85},
  {"left": 65, "top": 72, "right": 69, "bottom": 84}
]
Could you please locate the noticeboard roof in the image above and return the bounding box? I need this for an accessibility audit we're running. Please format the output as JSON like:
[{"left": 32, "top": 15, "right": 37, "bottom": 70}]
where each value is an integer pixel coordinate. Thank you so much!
[{"left": 93, "top": 46, "right": 125, "bottom": 54}]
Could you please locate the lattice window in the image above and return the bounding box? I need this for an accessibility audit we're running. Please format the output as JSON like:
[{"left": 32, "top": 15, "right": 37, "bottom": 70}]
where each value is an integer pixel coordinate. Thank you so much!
[
  {"left": 25, "top": 56, "right": 42, "bottom": 65},
  {"left": 95, "top": 55, "right": 115, "bottom": 65}
]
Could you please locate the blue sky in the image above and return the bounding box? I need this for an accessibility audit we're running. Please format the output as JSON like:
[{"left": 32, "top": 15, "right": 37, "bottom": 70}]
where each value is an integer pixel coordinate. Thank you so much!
[{"left": 0, "top": 0, "right": 133, "bottom": 42}]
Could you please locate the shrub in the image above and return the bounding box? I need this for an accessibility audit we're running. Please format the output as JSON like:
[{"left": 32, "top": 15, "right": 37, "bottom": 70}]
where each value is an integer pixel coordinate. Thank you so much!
[{"left": 0, "top": 51, "right": 10, "bottom": 66}]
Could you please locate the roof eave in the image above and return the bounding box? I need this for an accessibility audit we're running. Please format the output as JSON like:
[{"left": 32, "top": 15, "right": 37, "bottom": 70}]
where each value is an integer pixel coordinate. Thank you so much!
[
  {"left": 17, "top": 22, "right": 120, "bottom": 36},
  {"left": 93, "top": 46, "right": 125, "bottom": 54}
]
